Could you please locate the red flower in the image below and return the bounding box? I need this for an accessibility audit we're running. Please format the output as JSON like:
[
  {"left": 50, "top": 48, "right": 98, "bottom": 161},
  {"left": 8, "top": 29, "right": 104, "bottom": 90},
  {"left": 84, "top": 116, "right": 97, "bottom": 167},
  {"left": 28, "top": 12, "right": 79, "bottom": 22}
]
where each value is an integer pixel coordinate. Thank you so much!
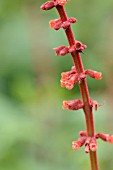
[
  {"left": 72, "top": 137, "right": 86, "bottom": 151},
  {"left": 40, "top": 1, "right": 55, "bottom": 10},
  {"left": 85, "top": 70, "right": 102, "bottom": 80},
  {"left": 72, "top": 141, "right": 81, "bottom": 150},
  {"left": 62, "top": 99, "right": 84, "bottom": 110},
  {"left": 90, "top": 137, "right": 98, "bottom": 152},
  {"left": 49, "top": 18, "right": 62, "bottom": 30}
]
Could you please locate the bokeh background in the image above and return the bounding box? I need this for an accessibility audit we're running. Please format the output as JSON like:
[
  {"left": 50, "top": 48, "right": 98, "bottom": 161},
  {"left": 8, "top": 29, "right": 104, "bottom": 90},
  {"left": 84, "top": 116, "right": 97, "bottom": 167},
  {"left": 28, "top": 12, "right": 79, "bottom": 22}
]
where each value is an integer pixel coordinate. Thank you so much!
[{"left": 0, "top": 0, "right": 113, "bottom": 169}]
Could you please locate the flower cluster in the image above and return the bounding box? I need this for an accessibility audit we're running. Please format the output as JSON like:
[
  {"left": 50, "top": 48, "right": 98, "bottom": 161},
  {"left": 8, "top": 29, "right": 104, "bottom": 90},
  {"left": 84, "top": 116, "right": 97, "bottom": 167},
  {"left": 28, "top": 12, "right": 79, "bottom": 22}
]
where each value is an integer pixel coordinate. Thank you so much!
[
  {"left": 72, "top": 131, "right": 113, "bottom": 154},
  {"left": 49, "top": 17, "right": 77, "bottom": 30},
  {"left": 72, "top": 133, "right": 98, "bottom": 153},
  {"left": 60, "top": 66, "right": 86, "bottom": 90},
  {"left": 53, "top": 41, "right": 87, "bottom": 56}
]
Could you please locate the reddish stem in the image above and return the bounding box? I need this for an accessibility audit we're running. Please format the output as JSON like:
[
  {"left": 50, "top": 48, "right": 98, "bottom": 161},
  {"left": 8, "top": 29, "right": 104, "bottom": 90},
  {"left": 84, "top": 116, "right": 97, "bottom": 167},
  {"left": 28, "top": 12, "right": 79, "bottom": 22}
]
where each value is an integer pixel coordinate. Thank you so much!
[{"left": 55, "top": 5, "right": 99, "bottom": 170}]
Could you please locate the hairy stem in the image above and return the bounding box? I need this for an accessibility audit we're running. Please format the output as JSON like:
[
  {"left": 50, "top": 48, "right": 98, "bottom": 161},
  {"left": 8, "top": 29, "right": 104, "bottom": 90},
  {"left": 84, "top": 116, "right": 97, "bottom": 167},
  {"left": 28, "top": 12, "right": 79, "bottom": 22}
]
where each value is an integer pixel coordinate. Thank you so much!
[{"left": 56, "top": 5, "right": 99, "bottom": 170}]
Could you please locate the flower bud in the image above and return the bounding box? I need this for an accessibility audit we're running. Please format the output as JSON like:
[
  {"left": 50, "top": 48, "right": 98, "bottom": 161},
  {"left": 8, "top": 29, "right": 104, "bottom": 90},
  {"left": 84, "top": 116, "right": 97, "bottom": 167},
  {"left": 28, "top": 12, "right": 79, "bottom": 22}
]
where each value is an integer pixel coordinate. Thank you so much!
[
  {"left": 62, "top": 99, "right": 84, "bottom": 110},
  {"left": 85, "top": 137, "right": 91, "bottom": 145},
  {"left": 53, "top": 46, "right": 66, "bottom": 56},
  {"left": 68, "top": 17, "right": 77, "bottom": 23},
  {"left": 72, "top": 141, "right": 81, "bottom": 150},
  {"left": 71, "top": 66, "right": 76, "bottom": 72},
  {"left": 90, "top": 137, "right": 98, "bottom": 152},
  {"left": 40, "top": 1, "right": 55, "bottom": 10},
  {"left": 75, "top": 41, "right": 87, "bottom": 52},
  {"left": 85, "top": 70, "right": 102, "bottom": 80},
  {"left": 61, "top": 21, "right": 70, "bottom": 29},
  {"left": 90, "top": 100, "right": 101, "bottom": 111},
  {"left": 79, "top": 130, "right": 87, "bottom": 137},
  {"left": 68, "top": 45, "right": 76, "bottom": 53},
  {"left": 72, "top": 137, "right": 86, "bottom": 151},
  {"left": 96, "top": 133, "right": 110, "bottom": 142},
  {"left": 59, "top": 47, "right": 69, "bottom": 56},
  {"left": 49, "top": 18, "right": 62, "bottom": 30},
  {"left": 84, "top": 144, "right": 90, "bottom": 153},
  {"left": 107, "top": 135, "right": 113, "bottom": 143}
]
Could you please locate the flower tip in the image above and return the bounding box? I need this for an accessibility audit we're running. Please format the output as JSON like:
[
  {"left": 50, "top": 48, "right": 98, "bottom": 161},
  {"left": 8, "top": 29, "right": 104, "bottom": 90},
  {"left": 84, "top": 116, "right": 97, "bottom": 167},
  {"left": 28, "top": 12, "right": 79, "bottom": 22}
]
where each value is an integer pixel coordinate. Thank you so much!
[
  {"left": 62, "top": 101, "right": 68, "bottom": 109},
  {"left": 72, "top": 141, "right": 81, "bottom": 150},
  {"left": 40, "top": 4, "right": 45, "bottom": 10},
  {"left": 84, "top": 145, "right": 90, "bottom": 153},
  {"left": 57, "top": 0, "right": 67, "bottom": 6},
  {"left": 49, "top": 20, "right": 56, "bottom": 28},
  {"left": 95, "top": 72, "right": 102, "bottom": 80},
  {"left": 108, "top": 135, "right": 113, "bottom": 143},
  {"left": 40, "top": 1, "right": 55, "bottom": 10},
  {"left": 90, "top": 143, "right": 98, "bottom": 152}
]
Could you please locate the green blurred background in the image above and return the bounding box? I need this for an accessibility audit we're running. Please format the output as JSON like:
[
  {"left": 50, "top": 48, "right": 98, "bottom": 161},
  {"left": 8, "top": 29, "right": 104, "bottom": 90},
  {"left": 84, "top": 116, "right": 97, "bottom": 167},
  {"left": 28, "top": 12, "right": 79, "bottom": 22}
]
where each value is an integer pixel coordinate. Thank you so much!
[{"left": 0, "top": 0, "right": 113, "bottom": 169}]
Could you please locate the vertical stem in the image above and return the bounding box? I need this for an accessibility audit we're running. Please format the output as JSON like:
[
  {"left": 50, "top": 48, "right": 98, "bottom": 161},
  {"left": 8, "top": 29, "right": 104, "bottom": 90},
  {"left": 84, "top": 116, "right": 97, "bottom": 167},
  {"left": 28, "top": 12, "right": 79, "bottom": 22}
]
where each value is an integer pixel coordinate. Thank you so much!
[{"left": 56, "top": 5, "right": 99, "bottom": 170}]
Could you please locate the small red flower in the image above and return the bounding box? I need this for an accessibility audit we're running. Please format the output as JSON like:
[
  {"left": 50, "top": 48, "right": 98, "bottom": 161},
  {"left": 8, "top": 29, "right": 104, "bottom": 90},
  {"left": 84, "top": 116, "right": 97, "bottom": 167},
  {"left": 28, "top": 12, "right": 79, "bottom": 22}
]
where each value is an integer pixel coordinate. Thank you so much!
[
  {"left": 90, "top": 99, "right": 102, "bottom": 111},
  {"left": 79, "top": 130, "right": 87, "bottom": 137},
  {"left": 90, "top": 137, "right": 98, "bottom": 152},
  {"left": 85, "top": 70, "right": 102, "bottom": 80},
  {"left": 68, "top": 45, "right": 76, "bottom": 53},
  {"left": 40, "top": 1, "right": 55, "bottom": 10},
  {"left": 62, "top": 99, "right": 84, "bottom": 110},
  {"left": 49, "top": 18, "right": 62, "bottom": 30},
  {"left": 60, "top": 73, "right": 78, "bottom": 90},
  {"left": 84, "top": 144, "right": 90, "bottom": 153},
  {"left": 107, "top": 135, "right": 113, "bottom": 143},
  {"left": 68, "top": 17, "right": 77, "bottom": 23},
  {"left": 72, "top": 137, "right": 86, "bottom": 151},
  {"left": 61, "top": 21, "right": 70, "bottom": 29},
  {"left": 53, "top": 46, "right": 66, "bottom": 56},
  {"left": 72, "top": 141, "right": 81, "bottom": 150},
  {"left": 75, "top": 41, "right": 87, "bottom": 51},
  {"left": 96, "top": 133, "right": 110, "bottom": 142}
]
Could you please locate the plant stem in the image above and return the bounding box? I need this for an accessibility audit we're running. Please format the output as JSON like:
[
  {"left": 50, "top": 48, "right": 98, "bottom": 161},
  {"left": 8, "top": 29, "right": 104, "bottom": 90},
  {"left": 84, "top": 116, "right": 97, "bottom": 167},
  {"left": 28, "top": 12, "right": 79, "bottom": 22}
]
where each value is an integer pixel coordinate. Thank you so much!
[{"left": 55, "top": 5, "right": 99, "bottom": 170}]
